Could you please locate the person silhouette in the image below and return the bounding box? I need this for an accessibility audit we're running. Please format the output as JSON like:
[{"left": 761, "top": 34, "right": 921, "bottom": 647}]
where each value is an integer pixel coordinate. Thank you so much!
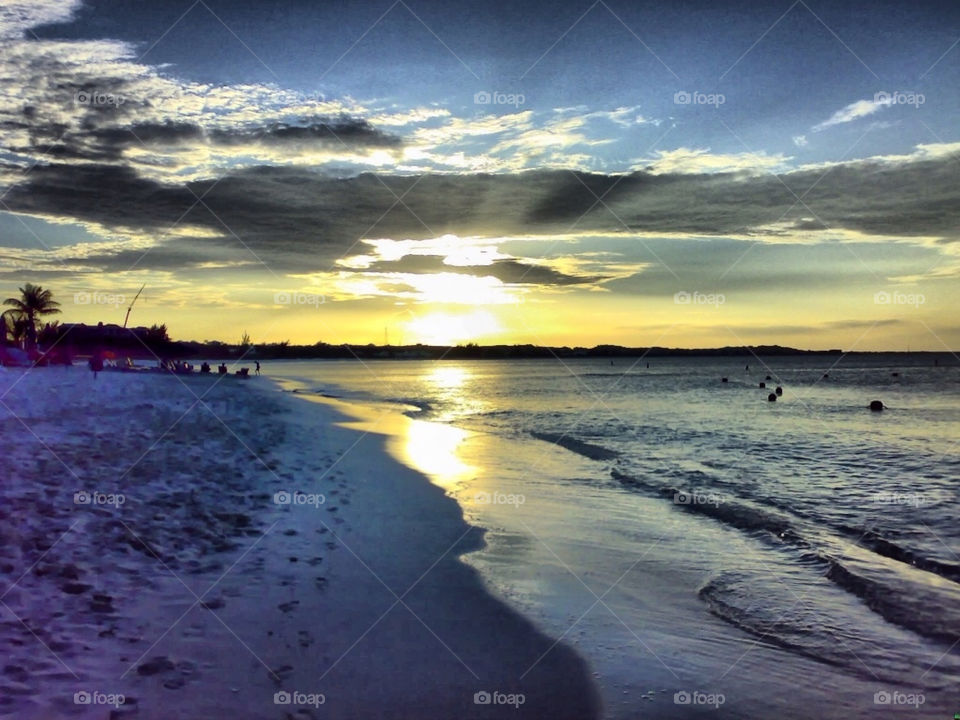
[
  {"left": 89, "top": 351, "right": 104, "bottom": 380},
  {"left": 255, "top": 361, "right": 261, "bottom": 376}
]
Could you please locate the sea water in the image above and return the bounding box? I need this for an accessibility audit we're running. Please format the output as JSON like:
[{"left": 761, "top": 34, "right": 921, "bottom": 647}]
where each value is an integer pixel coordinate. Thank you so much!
[{"left": 268, "top": 355, "right": 959, "bottom": 719}]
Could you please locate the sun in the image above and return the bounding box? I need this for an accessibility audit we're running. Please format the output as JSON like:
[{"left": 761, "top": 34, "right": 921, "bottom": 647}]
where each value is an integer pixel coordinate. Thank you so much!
[{"left": 403, "top": 309, "right": 501, "bottom": 345}]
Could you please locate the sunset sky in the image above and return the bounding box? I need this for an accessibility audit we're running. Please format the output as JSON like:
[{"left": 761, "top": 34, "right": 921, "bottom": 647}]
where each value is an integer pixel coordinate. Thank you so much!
[{"left": 1, "top": 0, "right": 958, "bottom": 349}]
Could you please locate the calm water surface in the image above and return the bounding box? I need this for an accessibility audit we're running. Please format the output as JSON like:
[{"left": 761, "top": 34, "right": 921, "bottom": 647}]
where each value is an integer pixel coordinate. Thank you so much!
[{"left": 268, "top": 355, "right": 960, "bottom": 719}]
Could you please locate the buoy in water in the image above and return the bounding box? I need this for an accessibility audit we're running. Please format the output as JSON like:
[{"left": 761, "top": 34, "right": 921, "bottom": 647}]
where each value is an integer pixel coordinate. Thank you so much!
[
  {"left": 775, "top": 386, "right": 783, "bottom": 396},
  {"left": 891, "top": 372, "right": 899, "bottom": 377},
  {"left": 768, "top": 393, "right": 777, "bottom": 402},
  {"left": 721, "top": 377, "right": 728, "bottom": 383},
  {"left": 822, "top": 373, "right": 829, "bottom": 379},
  {"left": 759, "top": 382, "right": 766, "bottom": 388},
  {"left": 765, "top": 375, "right": 772, "bottom": 380},
  {"left": 870, "top": 400, "right": 884, "bottom": 411}
]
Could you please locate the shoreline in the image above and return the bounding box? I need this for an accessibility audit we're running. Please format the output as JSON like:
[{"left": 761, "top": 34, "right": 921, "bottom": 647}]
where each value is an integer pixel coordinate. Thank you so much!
[
  {"left": 0, "top": 367, "right": 601, "bottom": 718},
  {"left": 261, "top": 359, "right": 960, "bottom": 720},
  {"left": 271, "top": 379, "right": 606, "bottom": 717}
]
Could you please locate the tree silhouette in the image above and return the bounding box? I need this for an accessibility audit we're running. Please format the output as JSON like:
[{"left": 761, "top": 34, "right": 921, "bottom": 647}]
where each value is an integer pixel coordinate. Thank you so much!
[{"left": 2, "top": 283, "right": 61, "bottom": 350}]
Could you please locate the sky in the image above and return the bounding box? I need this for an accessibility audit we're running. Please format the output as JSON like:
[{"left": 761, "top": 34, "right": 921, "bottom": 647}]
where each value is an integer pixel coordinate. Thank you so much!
[{"left": 0, "top": 0, "right": 958, "bottom": 349}]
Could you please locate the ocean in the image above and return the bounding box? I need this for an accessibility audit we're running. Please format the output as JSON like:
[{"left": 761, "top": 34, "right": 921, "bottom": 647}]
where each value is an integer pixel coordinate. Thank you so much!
[{"left": 266, "top": 355, "right": 959, "bottom": 719}]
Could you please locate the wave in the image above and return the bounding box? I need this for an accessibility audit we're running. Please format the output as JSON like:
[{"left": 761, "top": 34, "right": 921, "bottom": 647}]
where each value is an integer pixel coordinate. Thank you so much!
[
  {"left": 386, "top": 397, "right": 433, "bottom": 416},
  {"left": 835, "top": 526, "right": 960, "bottom": 583},
  {"left": 698, "top": 572, "right": 855, "bottom": 671},
  {"left": 612, "top": 468, "right": 960, "bottom": 645},
  {"left": 698, "top": 571, "right": 960, "bottom": 685},
  {"left": 611, "top": 469, "right": 802, "bottom": 539},
  {"left": 289, "top": 387, "right": 342, "bottom": 398},
  {"left": 531, "top": 432, "right": 620, "bottom": 460},
  {"left": 817, "top": 548, "right": 960, "bottom": 645}
]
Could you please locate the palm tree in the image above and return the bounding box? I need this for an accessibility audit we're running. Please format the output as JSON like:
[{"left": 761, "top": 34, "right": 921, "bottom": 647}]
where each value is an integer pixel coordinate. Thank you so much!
[
  {"left": 2, "top": 283, "right": 61, "bottom": 350},
  {"left": 0, "top": 311, "right": 31, "bottom": 348}
]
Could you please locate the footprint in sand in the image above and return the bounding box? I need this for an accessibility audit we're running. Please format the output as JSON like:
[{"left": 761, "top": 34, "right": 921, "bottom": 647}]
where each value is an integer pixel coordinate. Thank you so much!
[
  {"left": 89, "top": 593, "right": 115, "bottom": 613},
  {"left": 136, "top": 656, "right": 175, "bottom": 676},
  {"left": 268, "top": 664, "right": 294, "bottom": 683},
  {"left": 199, "top": 597, "right": 225, "bottom": 610}
]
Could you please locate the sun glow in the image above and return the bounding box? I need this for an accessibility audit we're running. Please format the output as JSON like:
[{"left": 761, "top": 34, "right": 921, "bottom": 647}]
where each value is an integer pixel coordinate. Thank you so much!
[{"left": 404, "top": 309, "right": 501, "bottom": 345}]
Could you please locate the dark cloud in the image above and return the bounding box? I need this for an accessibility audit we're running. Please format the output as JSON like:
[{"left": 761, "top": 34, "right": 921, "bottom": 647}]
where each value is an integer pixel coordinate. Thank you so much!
[
  {"left": 4, "top": 164, "right": 197, "bottom": 228},
  {"left": 209, "top": 119, "right": 402, "bottom": 148},
  {"left": 361, "top": 254, "right": 605, "bottom": 285},
  {"left": 11, "top": 118, "right": 402, "bottom": 165},
  {"left": 3, "top": 149, "right": 958, "bottom": 279},
  {"left": 91, "top": 121, "right": 204, "bottom": 146},
  {"left": 84, "top": 118, "right": 401, "bottom": 150}
]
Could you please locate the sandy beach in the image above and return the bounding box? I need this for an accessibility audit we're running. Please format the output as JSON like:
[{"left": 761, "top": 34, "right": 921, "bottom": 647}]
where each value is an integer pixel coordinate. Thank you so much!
[{"left": 0, "top": 366, "right": 600, "bottom": 719}]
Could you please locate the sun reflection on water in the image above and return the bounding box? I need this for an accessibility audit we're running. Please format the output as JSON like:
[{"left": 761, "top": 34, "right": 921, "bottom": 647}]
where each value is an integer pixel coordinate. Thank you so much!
[
  {"left": 401, "top": 419, "right": 474, "bottom": 489},
  {"left": 425, "top": 364, "right": 469, "bottom": 389}
]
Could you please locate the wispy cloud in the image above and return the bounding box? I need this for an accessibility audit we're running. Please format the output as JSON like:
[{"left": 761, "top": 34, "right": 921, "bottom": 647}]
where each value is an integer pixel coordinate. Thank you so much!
[{"left": 812, "top": 98, "right": 887, "bottom": 132}]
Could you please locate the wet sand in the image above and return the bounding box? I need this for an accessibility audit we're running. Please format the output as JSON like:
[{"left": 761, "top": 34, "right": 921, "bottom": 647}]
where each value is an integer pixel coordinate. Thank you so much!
[{"left": 0, "top": 366, "right": 600, "bottom": 719}]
